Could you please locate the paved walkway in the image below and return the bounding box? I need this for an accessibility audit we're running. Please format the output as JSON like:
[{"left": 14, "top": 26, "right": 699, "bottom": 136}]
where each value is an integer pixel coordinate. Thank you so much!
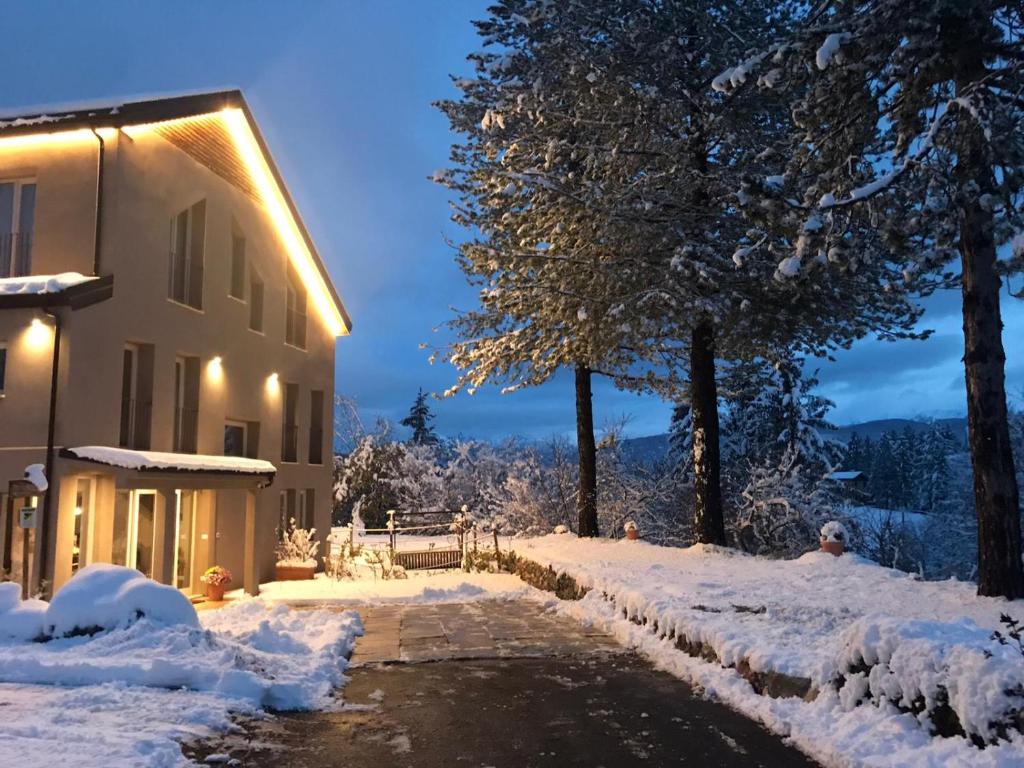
[
  {"left": 350, "top": 601, "right": 621, "bottom": 664},
  {"left": 186, "top": 601, "right": 819, "bottom": 767}
]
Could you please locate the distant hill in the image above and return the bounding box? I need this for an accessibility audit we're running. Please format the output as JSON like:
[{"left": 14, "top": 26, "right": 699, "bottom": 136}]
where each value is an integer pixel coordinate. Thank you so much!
[{"left": 619, "top": 416, "right": 968, "bottom": 465}]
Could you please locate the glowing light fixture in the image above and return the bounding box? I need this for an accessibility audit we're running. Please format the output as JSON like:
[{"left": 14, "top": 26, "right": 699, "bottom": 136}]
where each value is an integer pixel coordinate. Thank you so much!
[
  {"left": 207, "top": 355, "right": 224, "bottom": 381},
  {"left": 25, "top": 317, "right": 51, "bottom": 349},
  {"left": 266, "top": 372, "right": 280, "bottom": 396},
  {"left": 0, "top": 128, "right": 100, "bottom": 150}
]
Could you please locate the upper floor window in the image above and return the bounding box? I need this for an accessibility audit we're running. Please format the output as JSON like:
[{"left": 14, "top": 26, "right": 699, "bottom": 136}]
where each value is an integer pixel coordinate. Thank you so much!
[
  {"left": 168, "top": 200, "right": 206, "bottom": 310},
  {"left": 249, "top": 270, "right": 264, "bottom": 333},
  {"left": 230, "top": 229, "right": 246, "bottom": 300},
  {"left": 119, "top": 344, "right": 153, "bottom": 450},
  {"left": 224, "top": 421, "right": 247, "bottom": 457},
  {"left": 0, "top": 343, "right": 7, "bottom": 394},
  {"left": 173, "top": 356, "right": 200, "bottom": 454},
  {"left": 0, "top": 180, "right": 36, "bottom": 277},
  {"left": 281, "top": 382, "right": 298, "bottom": 463},
  {"left": 308, "top": 389, "right": 324, "bottom": 465},
  {"left": 285, "top": 263, "right": 307, "bottom": 349}
]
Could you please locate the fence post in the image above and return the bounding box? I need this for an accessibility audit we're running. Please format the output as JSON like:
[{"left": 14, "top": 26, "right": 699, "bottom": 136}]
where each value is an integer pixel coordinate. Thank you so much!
[{"left": 387, "top": 509, "right": 396, "bottom": 563}]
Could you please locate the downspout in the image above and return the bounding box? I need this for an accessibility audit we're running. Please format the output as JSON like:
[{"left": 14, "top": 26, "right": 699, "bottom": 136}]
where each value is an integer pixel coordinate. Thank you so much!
[
  {"left": 91, "top": 128, "right": 105, "bottom": 275},
  {"left": 35, "top": 307, "right": 62, "bottom": 596}
]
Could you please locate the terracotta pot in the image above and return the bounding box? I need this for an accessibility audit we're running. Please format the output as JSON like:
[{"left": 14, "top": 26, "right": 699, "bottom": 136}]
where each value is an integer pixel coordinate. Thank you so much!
[
  {"left": 626, "top": 528, "right": 639, "bottom": 541},
  {"left": 206, "top": 583, "right": 226, "bottom": 601},
  {"left": 820, "top": 540, "right": 844, "bottom": 557},
  {"left": 276, "top": 564, "right": 316, "bottom": 581}
]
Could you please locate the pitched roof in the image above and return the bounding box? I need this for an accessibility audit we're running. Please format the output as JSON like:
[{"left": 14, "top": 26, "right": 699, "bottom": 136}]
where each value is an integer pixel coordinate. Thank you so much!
[{"left": 0, "top": 89, "right": 351, "bottom": 335}]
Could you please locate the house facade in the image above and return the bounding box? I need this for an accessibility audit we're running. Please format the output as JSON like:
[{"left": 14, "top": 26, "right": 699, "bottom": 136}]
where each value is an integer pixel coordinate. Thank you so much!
[{"left": 0, "top": 91, "right": 350, "bottom": 598}]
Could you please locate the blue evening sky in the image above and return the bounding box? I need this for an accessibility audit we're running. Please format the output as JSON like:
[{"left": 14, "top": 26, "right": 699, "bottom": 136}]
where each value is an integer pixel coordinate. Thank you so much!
[{"left": 2, "top": 1, "right": 1021, "bottom": 440}]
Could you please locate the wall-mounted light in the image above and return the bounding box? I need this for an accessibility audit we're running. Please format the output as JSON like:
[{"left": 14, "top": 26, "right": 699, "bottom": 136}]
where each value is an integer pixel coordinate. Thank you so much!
[
  {"left": 266, "top": 371, "right": 280, "bottom": 396},
  {"left": 25, "top": 317, "right": 52, "bottom": 349},
  {"left": 207, "top": 355, "right": 223, "bottom": 382}
]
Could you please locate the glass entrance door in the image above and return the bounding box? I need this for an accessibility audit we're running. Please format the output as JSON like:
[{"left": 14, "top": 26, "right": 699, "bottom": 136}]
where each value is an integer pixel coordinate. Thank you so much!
[
  {"left": 173, "top": 490, "right": 196, "bottom": 591},
  {"left": 111, "top": 489, "right": 157, "bottom": 577}
]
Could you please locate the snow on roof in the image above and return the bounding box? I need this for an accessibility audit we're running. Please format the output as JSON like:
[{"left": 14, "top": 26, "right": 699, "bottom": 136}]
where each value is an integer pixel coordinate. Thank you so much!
[
  {"left": 827, "top": 470, "right": 865, "bottom": 481},
  {"left": 0, "top": 87, "right": 241, "bottom": 121},
  {"left": 63, "top": 446, "right": 276, "bottom": 476},
  {"left": 0, "top": 272, "right": 97, "bottom": 296}
]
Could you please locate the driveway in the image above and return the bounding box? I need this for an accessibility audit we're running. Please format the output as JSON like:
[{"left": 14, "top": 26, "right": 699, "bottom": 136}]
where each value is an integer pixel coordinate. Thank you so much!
[{"left": 186, "top": 600, "right": 817, "bottom": 767}]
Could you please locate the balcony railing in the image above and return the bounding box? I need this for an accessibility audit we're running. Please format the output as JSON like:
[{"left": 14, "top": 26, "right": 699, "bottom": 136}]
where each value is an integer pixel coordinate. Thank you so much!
[
  {"left": 282, "top": 424, "right": 299, "bottom": 463},
  {"left": 119, "top": 398, "right": 152, "bottom": 450},
  {"left": 174, "top": 406, "right": 199, "bottom": 454},
  {"left": 0, "top": 232, "right": 32, "bottom": 277}
]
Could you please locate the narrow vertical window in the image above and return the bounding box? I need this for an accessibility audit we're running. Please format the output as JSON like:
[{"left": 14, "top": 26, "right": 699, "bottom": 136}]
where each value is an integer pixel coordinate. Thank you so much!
[
  {"left": 0, "top": 180, "right": 36, "bottom": 277},
  {"left": 230, "top": 231, "right": 246, "bottom": 300},
  {"left": 249, "top": 272, "right": 264, "bottom": 332},
  {"left": 168, "top": 199, "right": 206, "bottom": 309},
  {"left": 285, "top": 263, "right": 307, "bottom": 349},
  {"left": 282, "top": 383, "right": 298, "bottom": 462},
  {"left": 0, "top": 343, "right": 6, "bottom": 394},
  {"left": 308, "top": 390, "right": 324, "bottom": 465}
]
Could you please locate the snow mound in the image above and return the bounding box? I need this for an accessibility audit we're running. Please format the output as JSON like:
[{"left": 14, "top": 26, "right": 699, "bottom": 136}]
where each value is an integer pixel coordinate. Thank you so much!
[
  {"left": 43, "top": 563, "right": 198, "bottom": 637},
  {"left": 0, "top": 583, "right": 46, "bottom": 642}
]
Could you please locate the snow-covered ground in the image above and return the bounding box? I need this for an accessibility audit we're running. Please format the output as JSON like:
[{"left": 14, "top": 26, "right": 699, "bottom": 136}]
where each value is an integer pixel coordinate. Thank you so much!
[
  {"left": 0, "top": 566, "right": 361, "bottom": 767},
  {"left": 516, "top": 535, "right": 1024, "bottom": 767}
]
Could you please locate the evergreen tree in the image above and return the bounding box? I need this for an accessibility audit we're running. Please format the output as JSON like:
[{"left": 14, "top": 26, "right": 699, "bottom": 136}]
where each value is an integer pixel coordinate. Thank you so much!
[
  {"left": 717, "top": 0, "right": 1024, "bottom": 597},
  {"left": 400, "top": 389, "right": 439, "bottom": 446}
]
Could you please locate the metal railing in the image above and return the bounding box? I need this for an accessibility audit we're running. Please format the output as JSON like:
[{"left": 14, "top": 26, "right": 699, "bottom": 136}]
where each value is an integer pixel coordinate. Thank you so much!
[
  {"left": 119, "top": 398, "right": 152, "bottom": 449},
  {"left": 0, "top": 232, "right": 32, "bottom": 277},
  {"left": 173, "top": 406, "right": 199, "bottom": 454}
]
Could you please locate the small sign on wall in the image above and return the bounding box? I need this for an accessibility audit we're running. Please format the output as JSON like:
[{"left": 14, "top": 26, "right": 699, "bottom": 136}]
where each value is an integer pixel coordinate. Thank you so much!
[{"left": 19, "top": 507, "right": 36, "bottom": 529}]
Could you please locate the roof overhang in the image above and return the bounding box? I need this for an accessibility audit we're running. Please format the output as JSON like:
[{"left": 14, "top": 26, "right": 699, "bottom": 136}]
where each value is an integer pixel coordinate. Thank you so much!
[
  {"left": 0, "top": 90, "right": 350, "bottom": 336},
  {"left": 0, "top": 274, "right": 114, "bottom": 310},
  {"left": 60, "top": 446, "right": 277, "bottom": 487}
]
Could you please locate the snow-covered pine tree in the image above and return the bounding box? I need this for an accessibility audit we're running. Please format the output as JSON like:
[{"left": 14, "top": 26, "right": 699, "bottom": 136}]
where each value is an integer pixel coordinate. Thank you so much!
[
  {"left": 716, "top": 0, "right": 1024, "bottom": 597},
  {"left": 401, "top": 389, "right": 439, "bottom": 446}
]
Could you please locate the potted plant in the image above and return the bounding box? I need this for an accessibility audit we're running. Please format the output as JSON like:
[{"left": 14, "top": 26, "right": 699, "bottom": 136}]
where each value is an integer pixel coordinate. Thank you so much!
[
  {"left": 201, "top": 565, "right": 232, "bottom": 601},
  {"left": 820, "top": 521, "right": 849, "bottom": 557},
  {"left": 275, "top": 518, "right": 320, "bottom": 581},
  {"left": 624, "top": 520, "right": 639, "bottom": 541}
]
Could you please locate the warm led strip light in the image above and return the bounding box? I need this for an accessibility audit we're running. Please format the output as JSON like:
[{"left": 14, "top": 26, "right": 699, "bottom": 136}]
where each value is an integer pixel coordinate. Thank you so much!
[{"left": 2, "top": 111, "right": 347, "bottom": 337}]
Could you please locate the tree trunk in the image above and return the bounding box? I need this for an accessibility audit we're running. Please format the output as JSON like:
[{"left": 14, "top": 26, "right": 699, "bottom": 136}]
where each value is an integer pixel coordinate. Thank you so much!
[
  {"left": 690, "top": 321, "right": 726, "bottom": 545},
  {"left": 575, "top": 365, "right": 599, "bottom": 537},
  {"left": 960, "top": 199, "right": 1023, "bottom": 598}
]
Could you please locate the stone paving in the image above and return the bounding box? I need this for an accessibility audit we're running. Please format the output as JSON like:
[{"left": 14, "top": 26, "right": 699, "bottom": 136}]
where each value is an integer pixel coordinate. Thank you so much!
[{"left": 349, "top": 600, "right": 622, "bottom": 665}]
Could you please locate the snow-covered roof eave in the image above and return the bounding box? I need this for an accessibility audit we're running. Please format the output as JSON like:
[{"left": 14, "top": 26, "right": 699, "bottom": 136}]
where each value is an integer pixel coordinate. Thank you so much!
[
  {"left": 0, "top": 272, "right": 97, "bottom": 296},
  {"left": 61, "top": 446, "right": 277, "bottom": 478}
]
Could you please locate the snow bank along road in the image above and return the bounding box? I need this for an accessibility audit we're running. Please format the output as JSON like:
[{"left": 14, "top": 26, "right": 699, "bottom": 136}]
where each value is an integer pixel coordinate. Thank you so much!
[{"left": 515, "top": 536, "right": 1024, "bottom": 768}]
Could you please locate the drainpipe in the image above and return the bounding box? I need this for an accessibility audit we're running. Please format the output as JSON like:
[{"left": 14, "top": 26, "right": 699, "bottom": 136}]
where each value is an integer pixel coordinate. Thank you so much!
[
  {"left": 35, "top": 308, "right": 62, "bottom": 596},
  {"left": 90, "top": 128, "right": 105, "bottom": 275}
]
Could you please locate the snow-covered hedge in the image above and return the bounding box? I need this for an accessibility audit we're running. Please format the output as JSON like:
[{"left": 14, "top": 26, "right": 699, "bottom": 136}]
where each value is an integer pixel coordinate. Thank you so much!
[
  {"left": 835, "top": 616, "right": 1024, "bottom": 743},
  {"left": 0, "top": 583, "right": 46, "bottom": 642},
  {"left": 44, "top": 563, "right": 198, "bottom": 638}
]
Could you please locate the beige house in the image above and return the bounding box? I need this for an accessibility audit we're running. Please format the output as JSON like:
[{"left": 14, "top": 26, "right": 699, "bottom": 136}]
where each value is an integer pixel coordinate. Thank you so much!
[{"left": 0, "top": 90, "right": 350, "bottom": 598}]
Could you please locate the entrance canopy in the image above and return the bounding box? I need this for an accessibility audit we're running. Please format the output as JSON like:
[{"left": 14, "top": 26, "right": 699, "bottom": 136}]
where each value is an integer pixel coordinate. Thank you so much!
[{"left": 60, "top": 446, "right": 276, "bottom": 489}]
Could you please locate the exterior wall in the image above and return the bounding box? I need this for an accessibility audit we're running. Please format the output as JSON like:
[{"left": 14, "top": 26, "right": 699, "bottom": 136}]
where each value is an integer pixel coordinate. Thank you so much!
[{"left": 0, "top": 125, "right": 338, "bottom": 593}]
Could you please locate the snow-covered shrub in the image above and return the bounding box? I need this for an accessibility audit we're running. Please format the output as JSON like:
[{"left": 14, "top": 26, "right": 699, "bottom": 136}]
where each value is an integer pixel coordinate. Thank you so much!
[
  {"left": 820, "top": 520, "right": 849, "bottom": 544},
  {"left": 833, "top": 616, "right": 1024, "bottom": 744},
  {"left": 276, "top": 519, "right": 320, "bottom": 568},
  {"left": 44, "top": 563, "right": 198, "bottom": 638},
  {"left": 553, "top": 524, "right": 569, "bottom": 535},
  {"left": 201, "top": 565, "right": 233, "bottom": 587}
]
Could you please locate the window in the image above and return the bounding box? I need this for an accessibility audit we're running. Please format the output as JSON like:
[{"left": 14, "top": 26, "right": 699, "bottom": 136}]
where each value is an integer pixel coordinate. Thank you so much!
[
  {"left": 173, "top": 356, "right": 200, "bottom": 453},
  {"left": 0, "top": 180, "right": 36, "bottom": 277},
  {"left": 302, "top": 489, "right": 316, "bottom": 529},
  {"left": 224, "top": 421, "right": 247, "bottom": 457},
  {"left": 119, "top": 344, "right": 152, "bottom": 449},
  {"left": 309, "top": 390, "right": 324, "bottom": 465},
  {"left": 0, "top": 343, "right": 6, "bottom": 394},
  {"left": 249, "top": 272, "right": 264, "bottom": 332},
  {"left": 285, "top": 263, "right": 307, "bottom": 348},
  {"left": 168, "top": 199, "right": 206, "bottom": 310},
  {"left": 281, "top": 382, "right": 298, "bottom": 462},
  {"left": 230, "top": 230, "right": 246, "bottom": 300},
  {"left": 279, "top": 489, "right": 296, "bottom": 533}
]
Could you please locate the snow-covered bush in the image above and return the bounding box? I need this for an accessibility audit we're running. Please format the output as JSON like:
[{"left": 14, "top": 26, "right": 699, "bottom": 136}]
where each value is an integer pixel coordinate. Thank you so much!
[
  {"left": 833, "top": 616, "right": 1024, "bottom": 744},
  {"left": 276, "top": 519, "right": 320, "bottom": 568},
  {"left": 820, "top": 520, "right": 849, "bottom": 544},
  {"left": 44, "top": 564, "right": 198, "bottom": 638}
]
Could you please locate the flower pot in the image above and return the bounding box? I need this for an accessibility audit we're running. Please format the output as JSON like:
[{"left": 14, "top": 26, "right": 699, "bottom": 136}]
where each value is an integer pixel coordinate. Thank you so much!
[
  {"left": 206, "top": 583, "right": 226, "bottom": 601},
  {"left": 626, "top": 528, "right": 639, "bottom": 541},
  {"left": 820, "top": 540, "right": 844, "bottom": 557},
  {"left": 275, "top": 564, "right": 316, "bottom": 581}
]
